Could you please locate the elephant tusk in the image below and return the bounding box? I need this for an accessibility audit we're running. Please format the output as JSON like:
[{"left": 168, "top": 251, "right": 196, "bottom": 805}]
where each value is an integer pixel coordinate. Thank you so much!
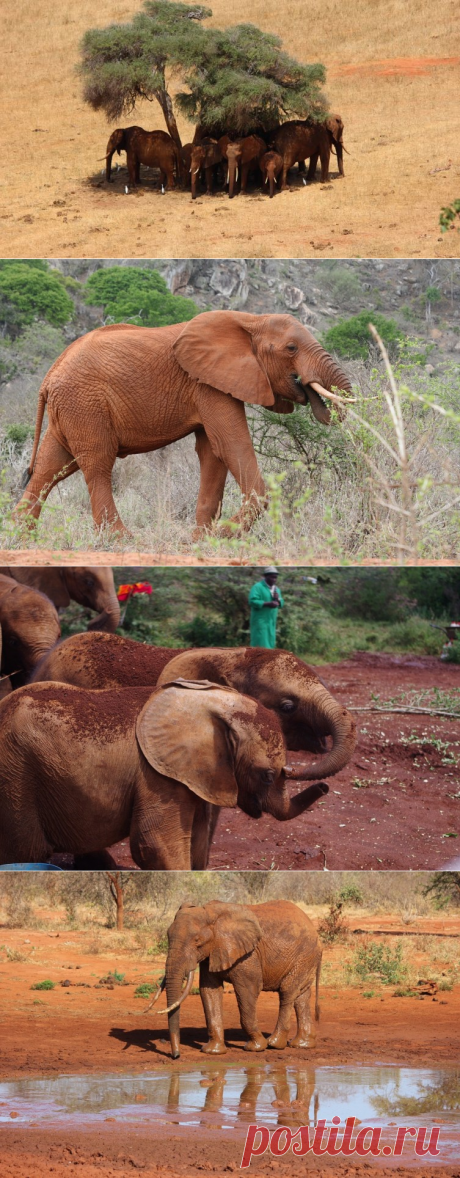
[
  {"left": 192, "top": 168, "right": 200, "bottom": 175},
  {"left": 160, "top": 970, "right": 195, "bottom": 1015},
  {"left": 310, "top": 381, "right": 356, "bottom": 405},
  {"left": 143, "top": 975, "right": 166, "bottom": 1013}
]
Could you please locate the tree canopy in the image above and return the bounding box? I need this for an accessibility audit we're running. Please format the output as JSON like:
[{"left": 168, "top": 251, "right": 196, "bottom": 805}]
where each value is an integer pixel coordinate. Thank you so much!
[
  {"left": 0, "top": 262, "right": 74, "bottom": 339},
  {"left": 83, "top": 266, "right": 199, "bottom": 327},
  {"left": 79, "top": 0, "right": 327, "bottom": 143}
]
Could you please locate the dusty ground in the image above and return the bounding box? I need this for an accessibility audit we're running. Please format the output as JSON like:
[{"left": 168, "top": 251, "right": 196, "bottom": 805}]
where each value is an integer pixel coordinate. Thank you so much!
[
  {"left": 0, "top": 914, "right": 459, "bottom": 1176},
  {"left": 1, "top": 0, "right": 460, "bottom": 260},
  {"left": 58, "top": 652, "right": 459, "bottom": 873}
]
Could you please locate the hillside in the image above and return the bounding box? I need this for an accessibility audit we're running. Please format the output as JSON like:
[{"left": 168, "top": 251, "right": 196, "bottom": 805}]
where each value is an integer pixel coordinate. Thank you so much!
[{"left": 1, "top": 0, "right": 459, "bottom": 259}]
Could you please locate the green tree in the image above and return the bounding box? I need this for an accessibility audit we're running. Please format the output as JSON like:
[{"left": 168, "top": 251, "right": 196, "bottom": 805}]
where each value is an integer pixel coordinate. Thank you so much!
[
  {"left": 323, "top": 311, "right": 403, "bottom": 361},
  {"left": 0, "top": 262, "right": 74, "bottom": 338},
  {"left": 175, "top": 23, "right": 327, "bottom": 135},
  {"left": 79, "top": 0, "right": 327, "bottom": 145},
  {"left": 83, "top": 266, "right": 199, "bottom": 327}
]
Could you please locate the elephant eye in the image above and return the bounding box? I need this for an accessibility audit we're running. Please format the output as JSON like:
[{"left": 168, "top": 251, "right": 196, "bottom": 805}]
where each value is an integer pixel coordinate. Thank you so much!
[
  {"left": 286, "top": 343, "right": 298, "bottom": 354},
  {"left": 280, "top": 698, "right": 296, "bottom": 712}
]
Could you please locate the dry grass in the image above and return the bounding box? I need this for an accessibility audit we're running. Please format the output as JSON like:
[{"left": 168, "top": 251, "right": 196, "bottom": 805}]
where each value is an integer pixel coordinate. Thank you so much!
[{"left": 1, "top": 0, "right": 459, "bottom": 259}]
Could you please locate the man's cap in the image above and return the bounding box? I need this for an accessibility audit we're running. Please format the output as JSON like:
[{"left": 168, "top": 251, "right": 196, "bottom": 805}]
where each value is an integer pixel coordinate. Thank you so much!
[{"left": 263, "top": 566, "right": 279, "bottom": 575}]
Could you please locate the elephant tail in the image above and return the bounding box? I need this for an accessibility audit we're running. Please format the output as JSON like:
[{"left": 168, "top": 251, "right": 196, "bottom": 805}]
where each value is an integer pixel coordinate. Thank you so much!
[
  {"left": 22, "top": 382, "right": 48, "bottom": 487},
  {"left": 315, "top": 955, "right": 322, "bottom": 1022}
]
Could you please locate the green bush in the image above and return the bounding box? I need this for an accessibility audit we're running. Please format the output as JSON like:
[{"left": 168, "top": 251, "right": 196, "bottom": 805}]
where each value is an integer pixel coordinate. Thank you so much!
[
  {"left": 323, "top": 311, "right": 403, "bottom": 361},
  {"left": 178, "top": 614, "right": 229, "bottom": 647},
  {"left": 134, "top": 982, "right": 157, "bottom": 997},
  {"left": 353, "top": 941, "right": 406, "bottom": 985},
  {"left": 0, "top": 262, "right": 74, "bottom": 336},
  {"left": 445, "top": 643, "right": 460, "bottom": 664},
  {"left": 83, "top": 267, "right": 199, "bottom": 328},
  {"left": 384, "top": 618, "right": 442, "bottom": 655},
  {"left": 31, "top": 979, "right": 55, "bottom": 990},
  {"left": 3, "top": 423, "right": 34, "bottom": 447},
  {"left": 338, "top": 884, "right": 364, "bottom": 906}
]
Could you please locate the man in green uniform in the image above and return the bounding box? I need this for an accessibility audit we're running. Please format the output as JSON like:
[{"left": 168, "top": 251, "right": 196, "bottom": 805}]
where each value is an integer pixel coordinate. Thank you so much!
[{"left": 248, "top": 566, "right": 284, "bottom": 648}]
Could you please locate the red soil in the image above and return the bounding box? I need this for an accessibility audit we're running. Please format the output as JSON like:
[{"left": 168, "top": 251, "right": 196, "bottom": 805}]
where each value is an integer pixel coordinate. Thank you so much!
[{"left": 1, "top": 917, "right": 459, "bottom": 1177}]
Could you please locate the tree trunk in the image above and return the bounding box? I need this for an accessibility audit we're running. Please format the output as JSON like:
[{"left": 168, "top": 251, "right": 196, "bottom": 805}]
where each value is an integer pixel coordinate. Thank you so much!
[
  {"left": 154, "top": 87, "right": 182, "bottom": 149},
  {"left": 107, "top": 872, "right": 124, "bottom": 931}
]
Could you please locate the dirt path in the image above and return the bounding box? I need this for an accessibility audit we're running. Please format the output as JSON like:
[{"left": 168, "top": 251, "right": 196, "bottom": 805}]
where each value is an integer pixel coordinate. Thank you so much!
[
  {"left": 2, "top": 552, "right": 459, "bottom": 568},
  {"left": 65, "top": 653, "right": 459, "bottom": 873},
  {"left": 1, "top": 0, "right": 459, "bottom": 260}
]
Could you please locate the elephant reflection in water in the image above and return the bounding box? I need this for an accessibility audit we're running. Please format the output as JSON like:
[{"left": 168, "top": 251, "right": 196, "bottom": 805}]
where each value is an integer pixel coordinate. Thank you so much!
[{"left": 163, "top": 1064, "right": 318, "bottom": 1128}]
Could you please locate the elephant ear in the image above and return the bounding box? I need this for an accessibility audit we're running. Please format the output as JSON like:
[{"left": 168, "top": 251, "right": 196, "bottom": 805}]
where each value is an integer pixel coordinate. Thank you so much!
[
  {"left": 173, "top": 310, "right": 275, "bottom": 406},
  {"left": 136, "top": 679, "right": 242, "bottom": 807},
  {"left": 209, "top": 907, "right": 263, "bottom": 972}
]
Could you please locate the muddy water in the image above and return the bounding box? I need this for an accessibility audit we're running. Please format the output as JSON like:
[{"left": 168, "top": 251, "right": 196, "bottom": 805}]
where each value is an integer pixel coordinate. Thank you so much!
[{"left": 0, "top": 1064, "right": 459, "bottom": 1160}]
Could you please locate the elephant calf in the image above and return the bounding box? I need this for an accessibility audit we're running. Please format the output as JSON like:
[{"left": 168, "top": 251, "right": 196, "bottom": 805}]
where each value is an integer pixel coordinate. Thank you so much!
[
  {"left": 153, "top": 899, "right": 321, "bottom": 1059},
  {"left": 0, "top": 679, "right": 327, "bottom": 870}
]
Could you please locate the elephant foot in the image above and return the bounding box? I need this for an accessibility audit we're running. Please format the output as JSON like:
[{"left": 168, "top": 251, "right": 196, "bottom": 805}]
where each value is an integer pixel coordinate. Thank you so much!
[
  {"left": 267, "top": 1033, "right": 289, "bottom": 1050},
  {"left": 244, "top": 1034, "right": 267, "bottom": 1052},
  {"left": 288, "top": 1034, "right": 316, "bottom": 1049},
  {"left": 201, "top": 1040, "right": 227, "bottom": 1055}
]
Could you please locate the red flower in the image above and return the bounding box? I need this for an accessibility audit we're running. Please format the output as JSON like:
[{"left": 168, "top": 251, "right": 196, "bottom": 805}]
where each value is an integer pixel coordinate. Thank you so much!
[{"left": 117, "top": 582, "right": 153, "bottom": 602}]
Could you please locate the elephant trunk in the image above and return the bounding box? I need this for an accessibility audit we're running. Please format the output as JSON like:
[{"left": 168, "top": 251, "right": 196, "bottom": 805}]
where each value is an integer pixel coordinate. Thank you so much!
[
  {"left": 106, "top": 153, "right": 114, "bottom": 183},
  {"left": 86, "top": 590, "right": 121, "bottom": 633},
  {"left": 165, "top": 959, "right": 195, "bottom": 1059},
  {"left": 265, "top": 777, "right": 328, "bottom": 821},
  {"left": 286, "top": 684, "right": 356, "bottom": 781},
  {"left": 269, "top": 171, "right": 275, "bottom": 198},
  {"left": 309, "top": 345, "right": 352, "bottom": 396},
  {"left": 228, "top": 159, "right": 239, "bottom": 199}
]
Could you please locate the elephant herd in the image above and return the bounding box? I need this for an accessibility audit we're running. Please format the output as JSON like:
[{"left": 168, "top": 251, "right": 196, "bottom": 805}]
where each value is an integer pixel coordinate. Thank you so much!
[
  {"left": 0, "top": 567, "right": 357, "bottom": 870},
  {"left": 104, "top": 115, "right": 346, "bottom": 199}
]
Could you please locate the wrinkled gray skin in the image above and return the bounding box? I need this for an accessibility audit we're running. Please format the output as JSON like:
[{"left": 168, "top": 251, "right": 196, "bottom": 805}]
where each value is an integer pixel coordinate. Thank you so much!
[
  {"left": 155, "top": 899, "right": 321, "bottom": 1060},
  {"left": 4, "top": 567, "right": 120, "bottom": 632}
]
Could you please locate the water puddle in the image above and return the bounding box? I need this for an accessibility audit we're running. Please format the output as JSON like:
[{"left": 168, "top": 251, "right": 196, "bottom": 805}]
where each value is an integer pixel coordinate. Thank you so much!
[{"left": 1, "top": 1064, "right": 459, "bottom": 1162}]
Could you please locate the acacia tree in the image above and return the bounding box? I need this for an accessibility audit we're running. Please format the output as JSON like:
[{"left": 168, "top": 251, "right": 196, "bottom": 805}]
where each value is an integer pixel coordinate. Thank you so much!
[{"left": 79, "top": 0, "right": 327, "bottom": 147}]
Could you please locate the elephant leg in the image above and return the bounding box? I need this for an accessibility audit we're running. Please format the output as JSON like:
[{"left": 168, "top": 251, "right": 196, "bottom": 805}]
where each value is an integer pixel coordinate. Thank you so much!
[
  {"left": 306, "top": 152, "right": 319, "bottom": 181},
  {"left": 130, "top": 778, "right": 195, "bottom": 870},
  {"left": 204, "top": 165, "right": 214, "bottom": 195},
  {"left": 290, "top": 986, "right": 316, "bottom": 1048},
  {"left": 240, "top": 162, "right": 250, "bottom": 194},
  {"left": 319, "top": 143, "right": 331, "bottom": 183},
  {"left": 127, "top": 151, "right": 137, "bottom": 187},
  {"left": 199, "top": 961, "right": 227, "bottom": 1054},
  {"left": 234, "top": 984, "right": 266, "bottom": 1052},
  {"left": 15, "top": 431, "right": 78, "bottom": 523},
  {"left": 194, "top": 391, "right": 267, "bottom": 537},
  {"left": 267, "top": 987, "right": 295, "bottom": 1049},
  {"left": 190, "top": 800, "right": 213, "bottom": 869},
  {"left": 77, "top": 444, "right": 126, "bottom": 534},
  {"left": 281, "top": 158, "right": 292, "bottom": 190},
  {"left": 194, "top": 427, "right": 228, "bottom": 531}
]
